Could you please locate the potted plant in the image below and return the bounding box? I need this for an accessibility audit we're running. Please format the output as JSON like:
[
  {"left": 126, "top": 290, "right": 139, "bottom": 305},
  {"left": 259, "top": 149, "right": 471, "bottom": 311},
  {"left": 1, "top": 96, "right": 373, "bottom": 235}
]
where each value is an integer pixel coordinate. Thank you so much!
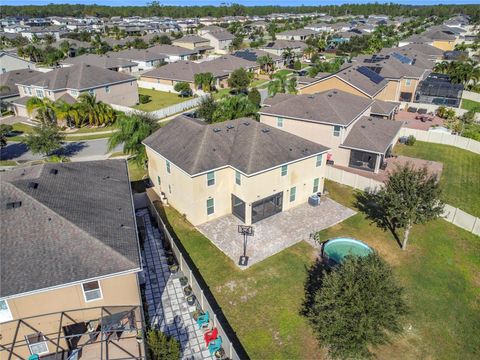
[
  {"left": 179, "top": 276, "right": 188, "bottom": 286},
  {"left": 186, "top": 295, "right": 196, "bottom": 306},
  {"left": 136, "top": 330, "right": 143, "bottom": 343},
  {"left": 183, "top": 285, "right": 192, "bottom": 296},
  {"left": 169, "top": 264, "right": 179, "bottom": 273},
  {"left": 192, "top": 309, "right": 203, "bottom": 321},
  {"left": 166, "top": 255, "right": 175, "bottom": 266}
]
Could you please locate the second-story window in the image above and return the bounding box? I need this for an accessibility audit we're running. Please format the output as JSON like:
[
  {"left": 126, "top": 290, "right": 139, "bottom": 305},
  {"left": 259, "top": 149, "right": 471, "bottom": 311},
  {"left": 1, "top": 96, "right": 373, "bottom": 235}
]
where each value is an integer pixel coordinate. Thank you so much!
[
  {"left": 207, "top": 171, "right": 215, "bottom": 186},
  {"left": 277, "top": 117, "right": 284, "bottom": 128},
  {"left": 316, "top": 154, "right": 323, "bottom": 167},
  {"left": 166, "top": 160, "right": 171, "bottom": 174},
  {"left": 88, "top": 89, "right": 95, "bottom": 96},
  {"left": 105, "top": 85, "right": 110, "bottom": 93},
  {"left": 333, "top": 125, "right": 341, "bottom": 137},
  {"left": 281, "top": 164, "right": 288, "bottom": 176},
  {"left": 405, "top": 78, "right": 412, "bottom": 86},
  {"left": 82, "top": 281, "right": 102, "bottom": 302},
  {"left": 235, "top": 170, "right": 241, "bottom": 185}
]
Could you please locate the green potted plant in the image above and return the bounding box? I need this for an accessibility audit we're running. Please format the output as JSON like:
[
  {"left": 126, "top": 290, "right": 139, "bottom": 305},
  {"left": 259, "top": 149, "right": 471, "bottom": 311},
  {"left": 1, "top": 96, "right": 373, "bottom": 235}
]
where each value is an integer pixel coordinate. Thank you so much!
[
  {"left": 136, "top": 330, "right": 143, "bottom": 343},
  {"left": 169, "top": 264, "right": 179, "bottom": 273},
  {"left": 179, "top": 276, "right": 188, "bottom": 286},
  {"left": 187, "top": 295, "right": 196, "bottom": 306},
  {"left": 183, "top": 285, "right": 192, "bottom": 296},
  {"left": 192, "top": 309, "right": 203, "bottom": 320}
]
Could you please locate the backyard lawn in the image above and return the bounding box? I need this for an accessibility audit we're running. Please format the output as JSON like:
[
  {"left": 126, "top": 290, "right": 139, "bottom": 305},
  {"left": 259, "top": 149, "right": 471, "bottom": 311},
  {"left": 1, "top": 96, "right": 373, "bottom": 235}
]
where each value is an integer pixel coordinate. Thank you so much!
[
  {"left": 274, "top": 69, "right": 294, "bottom": 77},
  {"left": 461, "top": 98, "right": 480, "bottom": 112},
  {"left": 133, "top": 88, "right": 193, "bottom": 112},
  {"left": 395, "top": 141, "right": 480, "bottom": 217},
  {"left": 158, "top": 180, "right": 480, "bottom": 360},
  {"left": 250, "top": 78, "right": 269, "bottom": 88}
]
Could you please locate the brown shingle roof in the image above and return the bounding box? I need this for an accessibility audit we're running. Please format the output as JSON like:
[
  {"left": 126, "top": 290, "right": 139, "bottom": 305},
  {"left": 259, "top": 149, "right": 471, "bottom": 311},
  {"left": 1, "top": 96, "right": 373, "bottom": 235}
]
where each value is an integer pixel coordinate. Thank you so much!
[{"left": 143, "top": 116, "right": 329, "bottom": 176}]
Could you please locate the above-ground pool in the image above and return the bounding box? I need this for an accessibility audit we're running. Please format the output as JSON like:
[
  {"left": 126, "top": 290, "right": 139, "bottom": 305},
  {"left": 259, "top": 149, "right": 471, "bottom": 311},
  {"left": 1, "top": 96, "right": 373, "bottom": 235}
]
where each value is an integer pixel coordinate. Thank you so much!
[{"left": 322, "top": 237, "right": 373, "bottom": 264}]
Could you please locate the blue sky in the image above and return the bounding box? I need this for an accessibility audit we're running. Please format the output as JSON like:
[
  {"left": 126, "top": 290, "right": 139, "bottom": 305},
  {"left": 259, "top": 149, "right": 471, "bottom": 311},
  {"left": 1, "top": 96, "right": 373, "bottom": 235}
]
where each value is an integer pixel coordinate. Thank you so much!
[{"left": 2, "top": 1, "right": 479, "bottom": 6}]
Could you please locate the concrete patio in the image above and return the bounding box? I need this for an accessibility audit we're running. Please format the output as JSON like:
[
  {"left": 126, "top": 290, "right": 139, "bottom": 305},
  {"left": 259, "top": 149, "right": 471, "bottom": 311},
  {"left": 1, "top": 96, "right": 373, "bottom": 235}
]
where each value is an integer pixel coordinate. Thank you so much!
[{"left": 197, "top": 197, "right": 356, "bottom": 269}]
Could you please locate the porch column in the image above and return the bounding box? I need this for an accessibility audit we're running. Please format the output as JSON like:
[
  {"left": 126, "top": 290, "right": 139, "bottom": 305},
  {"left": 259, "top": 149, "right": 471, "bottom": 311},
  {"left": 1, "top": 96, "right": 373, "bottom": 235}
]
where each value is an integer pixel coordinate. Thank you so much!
[
  {"left": 374, "top": 154, "right": 381, "bottom": 173},
  {"left": 244, "top": 203, "right": 252, "bottom": 226}
]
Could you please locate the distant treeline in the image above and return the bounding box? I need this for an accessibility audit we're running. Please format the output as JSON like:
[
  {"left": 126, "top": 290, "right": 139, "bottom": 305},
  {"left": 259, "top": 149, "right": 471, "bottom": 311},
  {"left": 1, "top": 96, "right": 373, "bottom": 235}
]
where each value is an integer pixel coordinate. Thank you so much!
[{"left": 0, "top": 3, "right": 479, "bottom": 20}]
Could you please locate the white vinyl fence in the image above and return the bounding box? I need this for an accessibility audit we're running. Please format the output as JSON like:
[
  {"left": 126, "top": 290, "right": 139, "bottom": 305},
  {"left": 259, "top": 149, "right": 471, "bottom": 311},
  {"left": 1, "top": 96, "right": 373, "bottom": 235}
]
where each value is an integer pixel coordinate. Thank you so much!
[
  {"left": 399, "top": 127, "right": 480, "bottom": 154},
  {"left": 462, "top": 90, "right": 480, "bottom": 102},
  {"left": 112, "top": 96, "right": 207, "bottom": 120},
  {"left": 325, "top": 166, "right": 480, "bottom": 236}
]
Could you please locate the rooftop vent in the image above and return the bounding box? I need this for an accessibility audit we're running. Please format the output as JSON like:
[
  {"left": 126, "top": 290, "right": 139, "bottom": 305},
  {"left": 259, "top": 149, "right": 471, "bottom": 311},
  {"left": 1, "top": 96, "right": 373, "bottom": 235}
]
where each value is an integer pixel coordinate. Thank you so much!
[
  {"left": 28, "top": 182, "right": 38, "bottom": 189},
  {"left": 50, "top": 168, "right": 58, "bottom": 175},
  {"left": 213, "top": 128, "right": 221, "bottom": 133},
  {"left": 226, "top": 124, "right": 234, "bottom": 130},
  {"left": 361, "top": 125, "right": 366, "bottom": 128},
  {"left": 6, "top": 201, "right": 22, "bottom": 210},
  {"left": 327, "top": 94, "right": 332, "bottom": 97},
  {"left": 307, "top": 95, "right": 314, "bottom": 99},
  {"left": 243, "top": 121, "right": 250, "bottom": 126},
  {"left": 261, "top": 128, "right": 270, "bottom": 133}
]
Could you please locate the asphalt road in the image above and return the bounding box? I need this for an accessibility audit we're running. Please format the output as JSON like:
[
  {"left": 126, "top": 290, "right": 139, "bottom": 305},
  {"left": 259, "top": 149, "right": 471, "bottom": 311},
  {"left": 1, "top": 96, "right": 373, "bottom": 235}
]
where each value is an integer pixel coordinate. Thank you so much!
[{"left": 1, "top": 138, "right": 123, "bottom": 162}]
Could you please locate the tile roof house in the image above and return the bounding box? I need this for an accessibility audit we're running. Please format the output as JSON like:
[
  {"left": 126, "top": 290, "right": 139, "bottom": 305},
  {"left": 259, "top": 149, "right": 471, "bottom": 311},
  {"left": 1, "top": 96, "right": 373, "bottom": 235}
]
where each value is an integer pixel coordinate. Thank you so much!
[
  {"left": 259, "top": 89, "right": 403, "bottom": 174},
  {"left": 140, "top": 55, "right": 258, "bottom": 93},
  {"left": 0, "top": 160, "right": 144, "bottom": 359},
  {"left": 144, "top": 116, "right": 329, "bottom": 226},
  {"left": 12, "top": 64, "right": 138, "bottom": 117}
]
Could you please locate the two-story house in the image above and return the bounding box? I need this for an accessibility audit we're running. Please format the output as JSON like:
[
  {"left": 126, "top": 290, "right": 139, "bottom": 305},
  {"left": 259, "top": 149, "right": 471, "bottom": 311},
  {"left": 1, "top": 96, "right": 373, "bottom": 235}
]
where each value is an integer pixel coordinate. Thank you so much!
[{"left": 143, "top": 116, "right": 329, "bottom": 226}]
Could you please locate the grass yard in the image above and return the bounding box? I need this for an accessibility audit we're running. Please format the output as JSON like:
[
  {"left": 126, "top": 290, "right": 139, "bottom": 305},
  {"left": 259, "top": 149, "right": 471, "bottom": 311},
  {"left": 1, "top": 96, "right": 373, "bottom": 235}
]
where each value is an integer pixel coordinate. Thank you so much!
[
  {"left": 127, "top": 159, "right": 147, "bottom": 182},
  {"left": 274, "top": 69, "right": 294, "bottom": 77},
  {"left": 395, "top": 141, "right": 480, "bottom": 217},
  {"left": 212, "top": 88, "right": 232, "bottom": 99},
  {"left": 6, "top": 122, "right": 34, "bottom": 141},
  {"left": 133, "top": 88, "right": 193, "bottom": 112},
  {"left": 158, "top": 180, "right": 480, "bottom": 360},
  {"left": 250, "top": 78, "right": 269, "bottom": 88},
  {"left": 461, "top": 98, "right": 480, "bottom": 112},
  {"left": 67, "top": 124, "right": 116, "bottom": 134}
]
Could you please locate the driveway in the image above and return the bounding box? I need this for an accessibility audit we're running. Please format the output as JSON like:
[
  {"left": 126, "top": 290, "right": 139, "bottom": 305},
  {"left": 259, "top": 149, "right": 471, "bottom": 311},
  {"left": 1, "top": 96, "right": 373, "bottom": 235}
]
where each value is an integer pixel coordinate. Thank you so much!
[
  {"left": 197, "top": 197, "right": 356, "bottom": 269},
  {"left": 0, "top": 139, "right": 122, "bottom": 162}
]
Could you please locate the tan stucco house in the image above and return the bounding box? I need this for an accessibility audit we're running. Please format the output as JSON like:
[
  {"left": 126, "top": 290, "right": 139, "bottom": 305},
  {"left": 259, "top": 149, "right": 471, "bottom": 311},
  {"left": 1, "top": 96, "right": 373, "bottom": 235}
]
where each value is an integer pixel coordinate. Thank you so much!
[
  {"left": 12, "top": 64, "right": 139, "bottom": 118},
  {"left": 259, "top": 90, "right": 403, "bottom": 174},
  {"left": 143, "top": 116, "right": 329, "bottom": 226},
  {"left": 0, "top": 160, "right": 144, "bottom": 360}
]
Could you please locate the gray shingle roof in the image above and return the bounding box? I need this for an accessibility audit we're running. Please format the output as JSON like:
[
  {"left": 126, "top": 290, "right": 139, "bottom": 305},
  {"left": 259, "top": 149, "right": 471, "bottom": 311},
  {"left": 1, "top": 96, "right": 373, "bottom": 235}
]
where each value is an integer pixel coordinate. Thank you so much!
[
  {"left": 108, "top": 48, "right": 168, "bottom": 62},
  {"left": 371, "top": 99, "right": 399, "bottom": 116},
  {"left": 352, "top": 55, "right": 428, "bottom": 79},
  {"left": 174, "top": 35, "right": 209, "bottom": 44},
  {"left": 0, "top": 160, "right": 140, "bottom": 298},
  {"left": 261, "top": 40, "right": 307, "bottom": 50},
  {"left": 233, "top": 48, "right": 282, "bottom": 62},
  {"left": 17, "top": 64, "right": 136, "bottom": 91},
  {"left": 0, "top": 68, "right": 41, "bottom": 99},
  {"left": 260, "top": 89, "right": 374, "bottom": 126},
  {"left": 341, "top": 116, "right": 403, "bottom": 153},
  {"left": 62, "top": 53, "right": 137, "bottom": 69},
  {"left": 143, "top": 116, "right": 329, "bottom": 176},
  {"left": 207, "top": 31, "right": 235, "bottom": 41}
]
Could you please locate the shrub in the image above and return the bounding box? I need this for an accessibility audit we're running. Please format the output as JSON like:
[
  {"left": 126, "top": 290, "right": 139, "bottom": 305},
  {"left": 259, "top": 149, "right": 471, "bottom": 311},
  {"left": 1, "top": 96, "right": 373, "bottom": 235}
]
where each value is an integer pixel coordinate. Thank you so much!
[
  {"left": 146, "top": 329, "right": 181, "bottom": 360},
  {"left": 174, "top": 82, "right": 192, "bottom": 96},
  {"left": 293, "top": 60, "right": 302, "bottom": 70},
  {"left": 405, "top": 135, "right": 416, "bottom": 146},
  {"left": 139, "top": 94, "right": 151, "bottom": 104},
  {"left": 247, "top": 88, "right": 261, "bottom": 107}
]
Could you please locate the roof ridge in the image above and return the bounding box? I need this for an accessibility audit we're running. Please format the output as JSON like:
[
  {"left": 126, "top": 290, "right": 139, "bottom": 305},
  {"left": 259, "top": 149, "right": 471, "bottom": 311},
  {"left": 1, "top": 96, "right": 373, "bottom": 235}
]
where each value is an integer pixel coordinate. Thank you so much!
[
  {"left": 245, "top": 121, "right": 260, "bottom": 173},
  {"left": 190, "top": 120, "right": 210, "bottom": 173},
  {"left": 9, "top": 173, "right": 138, "bottom": 270}
]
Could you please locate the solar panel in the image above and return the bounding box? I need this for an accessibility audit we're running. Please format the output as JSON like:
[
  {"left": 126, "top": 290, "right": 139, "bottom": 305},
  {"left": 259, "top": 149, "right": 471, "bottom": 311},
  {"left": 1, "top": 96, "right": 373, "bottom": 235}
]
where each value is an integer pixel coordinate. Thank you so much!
[
  {"left": 356, "top": 66, "right": 385, "bottom": 84},
  {"left": 392, "top": 52, "right": 414, "bottom": 65}
]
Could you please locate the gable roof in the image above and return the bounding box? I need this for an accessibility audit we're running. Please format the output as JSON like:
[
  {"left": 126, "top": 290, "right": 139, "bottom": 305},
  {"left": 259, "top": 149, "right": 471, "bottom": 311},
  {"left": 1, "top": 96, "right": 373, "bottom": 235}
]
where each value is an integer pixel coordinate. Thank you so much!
[
  {"left": 233, "top": 48, "right": 282, "bottom": 62},
  {"left": 261, "top": 40, "right": 307, "bottom": 51},
  {"left": 16, "top": 64, "right": 136, "bottom": 91},
  {"left": 341, "top": 116, "right": 403, "bottom": 153},
  {"left": 204, "top": 31, "right": 235, "bottom": 41},
  {"left": 62, "top": 53, "right": 137, "bottom": 69},
  {"left": 259, "top": 89, "right": 374, "bottom": 127},
  {"left": 143, "top": 116, "right": 329, "bottom": 176},
  {"left": 0, "top": 68, "right": 41, "bottom": 99},
  {"left": 174, "top": 34, "right": 209, "bottom": 44},
  {"left": 371, "top": 99, "right": 399, "bottom": 116},
  {"left": 351, "top": 55, "right": 428, "bottom": 79},
  {"left": 0, "top": 160, "right": 140, "bottom": 298}
]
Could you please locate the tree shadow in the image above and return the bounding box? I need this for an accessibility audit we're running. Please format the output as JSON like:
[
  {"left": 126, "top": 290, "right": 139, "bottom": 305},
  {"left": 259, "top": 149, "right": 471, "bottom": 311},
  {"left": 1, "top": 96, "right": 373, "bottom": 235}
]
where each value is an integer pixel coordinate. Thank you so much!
[
  {"left": 59, "top": 141, "right": 88, "bottom": 157},
  {"left": 353, "top": 190, "right": 402, "bottom": 249},
  {"left": 300, "top": 257, "right": 329, "bottom": 317},
  {"left": 0, "top": 142, "right": 29, "bottom": 160}
]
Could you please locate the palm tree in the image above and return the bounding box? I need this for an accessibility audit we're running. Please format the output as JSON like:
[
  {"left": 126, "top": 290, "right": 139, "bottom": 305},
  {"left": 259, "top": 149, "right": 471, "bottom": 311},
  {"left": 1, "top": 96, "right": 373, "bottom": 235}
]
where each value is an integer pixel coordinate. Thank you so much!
[
  {"left": 282, "top": 47, "right": 295, "bottom": 68},
  {"left": 108, "top": 113, "right": 158, "bottom": 166},
  {"left": 26, "top": 97, "right": 57, "bottom": 124},
  {"left": 287, "top": 77, "right": 297, "bottom": 94},
  {"left": 256, "top": 55, "right": 274, "bottom": 75},
  {"left": 54, "top": 101, "right": 81, "bottom": 128},
  {"left": 434, "top": 61, "right": 450, "bottom": 74},
  {"left": 194, "top": 72, "right": 215, "bottom": 92},
  {"left": 267, "top": 73, "right": 288, "bottom": 96},
  {"left": 76, "top": 93, "right": 115, "bottom": 127},
  {"left": 304, "top": 46, "right": 317, "bottom": 61}
]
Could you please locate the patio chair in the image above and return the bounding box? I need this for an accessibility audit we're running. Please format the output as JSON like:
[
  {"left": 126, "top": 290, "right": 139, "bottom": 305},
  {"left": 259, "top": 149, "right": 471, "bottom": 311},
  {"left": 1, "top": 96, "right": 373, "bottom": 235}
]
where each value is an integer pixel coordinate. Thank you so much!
[
  {"left": 196, "top": 311, "right": 209, "bottom": 329},
  {"left": 208, "top": 336, "right": 223, "bottom": 356},
  {"left": 204, "top": 328, "right": 219, "bottom": 346}
]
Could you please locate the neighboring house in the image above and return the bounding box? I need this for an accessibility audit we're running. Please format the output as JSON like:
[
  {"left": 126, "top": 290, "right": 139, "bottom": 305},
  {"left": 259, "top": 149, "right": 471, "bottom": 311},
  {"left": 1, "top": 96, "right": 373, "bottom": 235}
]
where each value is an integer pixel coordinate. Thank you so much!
[
  {"left": 197, "top": 25, "right": 225, "bottom": 36},
  {"left": 0, "top": 160, "right": 144, "bottom": 360},
  {"left": 140, "top": 55, "right": 258, "bottom": 93},
  {"left": 172, "top": 35, "right": 213, "bottom": 56},
  {"left": 61, "top": 53, "right": 137, "bottom": 73},
  {"left": 380, "top": 43, "right": 445, "bottom": 61},
  {"left": 108, "top": 48, "right": 168, "bottom": 71},
  {"left": 20, "top": 26, "right": 62, "bottom": 41},
  {"left": 399, "top": 26, "right": 457, "bottom": 51},
  {"left": 276, "top": 29, "right": 316, "bottom": 41},
  {"left": 349, "top": 53, "right": 432, "bottom": 102},
  {"left": 233, "top": 48, "right": 284, "bottom": 70},
  {"left": 259, "top": 40, "right": 307, "bottom": 57},
  {"left": 304, "top": 22, "right": 333, "bottom": 33},
  {"left": 0, "top": 52, "right": 36, "bottom": 73},
  {"left": 143, "top": 116, "right": 329, "bottom": 226},
  {"left": 146, "top": 44, "right": 198, "bottom": 63},
  {"left": 201, "top": 31, "right": 235, "bottom": 54},
  {"left": 12, "top": 64, "right": 138, "bottom": 117},
  {"left": 49, "top": 39, "right": 94, "bottom": 57},
  {"left": 0, "top": 68, "right": 41, "bottom": 102},
  {"left": 414, "top": 73, "right": 464, "bottom": 108},
  {"left": 259, "top": 90, "right": 403, "bottom": 174}
]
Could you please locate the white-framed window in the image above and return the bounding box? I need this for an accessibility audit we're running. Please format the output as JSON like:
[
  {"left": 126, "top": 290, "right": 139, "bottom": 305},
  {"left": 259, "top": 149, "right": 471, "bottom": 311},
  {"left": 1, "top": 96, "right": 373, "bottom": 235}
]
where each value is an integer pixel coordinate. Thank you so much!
[
  {"left": 27, "top": 87, "right": 32, "bottom": 95},
  {"left": 105, "top": 85, "right": 110, "bottom": 93},
  {"left": 70, "top": 90, "right": 78, "bottom": 97},
  {"left": 157, "top": 176, "right": 161, "bottom": 185},
  {"left": 313, "top": 178, "right": 320, "bottom": 193},
  {"left": 235, "top": 170, "right": 241, "bottom": 185},
  {"left": 206, "top": 198, "right": 214, "bottom": 215},
  {"left": 0, "top": 299, "right": 13, "bottom": 323},
  {"left": 26, "top": 333, "right": 49, "bottom": 355},
  {"left": 277, "top": 117, "right": 284, "bottom": 128},
  {"left": 333, "top": 126, "right": 341, "bottom": 137},
  {"left": 88, "top": 89, "right": 95, "bottom": 96},
  {"left": 289, "top": 186, "right": 296, "bottom": 202},
  {"left": 166, "top": 160, "right": 171, "bottom": 174},
  {"left": 35, "top": 89, "right": 44, "bottom": 98},
  {"left": 281, "top": 165, "right": 288, "bottom": 176},
  {"left": 168, "top": 184, "right": 172, "bottom": 194},
  {"left": 316, "top": 154, "right": 323, "bottom": 167},
  {"left": 405, "top": 78, "right": 412, "bottom": 86},
  {"left": 81, "top": 281, "right": 102, "bottom": 302},
  {"left": 207, "top": 171, "right": 215, "bottom": 186}
]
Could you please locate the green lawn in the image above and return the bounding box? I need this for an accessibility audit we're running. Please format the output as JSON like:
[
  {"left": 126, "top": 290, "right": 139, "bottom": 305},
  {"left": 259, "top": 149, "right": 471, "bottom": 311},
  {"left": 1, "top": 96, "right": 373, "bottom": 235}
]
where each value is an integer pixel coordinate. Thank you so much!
[
  {"left": 250, "top": 78, "right": 269, "bottom": 88},
  {"left": 461, "top": 98, "right": 480, "bottom": 112},
  {"left": 67, "top": 124, "right": 116, "bottom": 134},
  {"left": 127, "top": 159, "right": 147, "bottom": 181},
  {"left": 212, "top": 88, "right": 232, "bottom": 99},
  {"left": 6, "top": 122, "right": 34, "bottom": 141},
  {"left": 133, "top": 88, "right": 194, "bottom": 112},
  {"left": 0, "top": 160, "right": 17, "bottom": 166},
  {"left": 157, "top": 181, "right": 480, "bottom": 360},
  {"left": 394, "top": 141, "right": 480, "bottom": 217},
  {"left": 274, "top": 69, "right": 294, "bottom": 77}
]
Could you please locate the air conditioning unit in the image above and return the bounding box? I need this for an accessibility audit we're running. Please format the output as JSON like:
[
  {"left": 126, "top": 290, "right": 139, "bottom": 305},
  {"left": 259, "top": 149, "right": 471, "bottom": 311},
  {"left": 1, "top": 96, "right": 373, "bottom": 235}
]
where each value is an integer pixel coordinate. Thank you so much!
[{"left": 308, "top": 194, "right": 321, "bottom": 206}]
